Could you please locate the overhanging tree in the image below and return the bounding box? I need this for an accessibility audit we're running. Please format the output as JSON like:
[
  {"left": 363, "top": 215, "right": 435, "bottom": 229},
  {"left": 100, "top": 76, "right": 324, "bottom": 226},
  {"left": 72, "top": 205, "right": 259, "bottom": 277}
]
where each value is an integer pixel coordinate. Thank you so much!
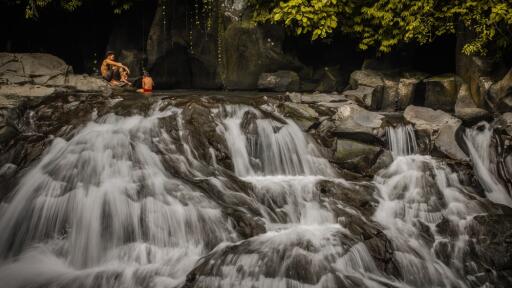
[{"left": 248, "top": 0, "right": 512, "bottom": 56}]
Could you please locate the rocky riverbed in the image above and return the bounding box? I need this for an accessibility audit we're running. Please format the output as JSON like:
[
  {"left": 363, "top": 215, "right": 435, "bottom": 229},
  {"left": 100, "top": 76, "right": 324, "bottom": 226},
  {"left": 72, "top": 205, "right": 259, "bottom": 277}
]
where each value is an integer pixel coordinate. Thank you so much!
[{"left": 0, "top": 54, "right": 512, "bottom": 288}]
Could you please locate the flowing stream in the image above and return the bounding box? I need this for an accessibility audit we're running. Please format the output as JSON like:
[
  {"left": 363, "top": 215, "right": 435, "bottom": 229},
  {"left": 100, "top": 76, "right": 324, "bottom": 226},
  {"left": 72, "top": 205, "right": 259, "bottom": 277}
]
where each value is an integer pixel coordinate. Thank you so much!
[{"left": 0, "top": 101, "right": 508, "bottom": 288}]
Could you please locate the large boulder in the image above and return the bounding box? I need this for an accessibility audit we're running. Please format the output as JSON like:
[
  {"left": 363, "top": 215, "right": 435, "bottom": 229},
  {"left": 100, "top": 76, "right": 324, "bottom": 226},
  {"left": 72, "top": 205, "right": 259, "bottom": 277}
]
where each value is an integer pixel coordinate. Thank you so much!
[
  {"left": 333, "top": 139, "right": 383, "bottom": 174},
  {"left": 0, "top": 53, "right": 111, "bottom": 96},
  {"left": 346, "top": 70, "right": 384, "bottom": 110},
  {"left": 423, "top": 74, "right": 461, "bottom": 111},
  {"left": 488, "top": 68, "right": 512, "bottom": 113},
  {"left": 404, "top": 105, "right": 468, "bottom": 161},
  {"left": 454, "top": 83, "right": 490, "bottom": 124},
  {"left": 333, "top": 102, "right": 385, "bottom": 142},
  {"left": 346, "top": 70, "right": 426, "bottom": 111},
  {"left": 280, "top": 102, "right": 319, "bottom": 130},
  {"left": 223, "top": 22, "right": 302, "bottom": 90},
  {"left": 257, "top": 71, "right": 300, "bottom": 92}
]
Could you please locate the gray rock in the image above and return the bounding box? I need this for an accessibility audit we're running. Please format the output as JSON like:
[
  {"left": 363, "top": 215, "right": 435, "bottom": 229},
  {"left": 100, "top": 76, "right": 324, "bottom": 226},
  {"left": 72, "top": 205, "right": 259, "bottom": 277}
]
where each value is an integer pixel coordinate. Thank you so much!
[
  {"left": 349, "top": 70, "right": 384, "bottom": 88},
  {"left": 404, "top": 105, "right": 468, "bottom": 161},
  {"left": 0, "top": 84, "right": 57, "bottom": 98},
  {"left": 17, "top": 53, "right": 71, "bottom": 77},
  {"left": 65, "top": 74, "right": 112, "bottom": 95},
  {"left": 0, "top": 53, "right": 23, "bottom": 75},
  {"left": 0, "top": 72, "right": 33, "bottom": 85},
  {"left": 455, "top": 83, "right": 490, "bottom": 123},
  {"left": 489, "top": 67, "right": 512, "bottom": 112},
  {"left": 287, "top": 92, "right": 347, "bottom": 104},
  {"left": 257, "top": 71, "right": 300, "bottom": 92},
  {"left": 342, "top": 86, "right": 378, "bottom": 109},
  {"left": 424, "top": 74, "right": 461, "bottom": 111},
  {"left": 334, "top": 139, "right": 382, "bottom": 174},
  {"left": 280, "top": 102, "right": 319, "bottom": 130},
  {"left": 496, "top": 112, "right": 512, "bottom": 136},
  {"left": 395, "top": 72, "right": 428, "bottom": 109},
  {"left": 368, "top": 150, "right": 393, "bottom": 175},
  {"left": 333, "top": 103, "right": 384, "bottom": 135}
]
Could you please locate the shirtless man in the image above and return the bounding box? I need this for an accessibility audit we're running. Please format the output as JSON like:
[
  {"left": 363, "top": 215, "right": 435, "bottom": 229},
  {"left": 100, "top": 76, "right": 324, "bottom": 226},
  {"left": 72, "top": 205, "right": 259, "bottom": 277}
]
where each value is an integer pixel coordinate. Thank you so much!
[{"left": 100, "top": 51, "right": 130, "bottom": 83}]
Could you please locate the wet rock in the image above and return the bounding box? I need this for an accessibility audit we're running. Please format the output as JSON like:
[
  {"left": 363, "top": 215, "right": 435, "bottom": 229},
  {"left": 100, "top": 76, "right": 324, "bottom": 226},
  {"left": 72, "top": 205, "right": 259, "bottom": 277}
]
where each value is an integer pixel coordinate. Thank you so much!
[
  {"left": 496, "top": 112, "right": 512, "bottom": 136},
  {"left": 280, "top": 102, "right": 318, "bottom": 130},
  {"left": 287, "top": 92, "right": 347, "bottom": 104},
  {"left": 467, "top": 214, "right": 512, "bottom": 285},
  {"left": 489, "top": 67, "right": 512, "bottom": 112},
  {"left": 257, "top": 70, "right": 300, "bottom": 92},
  {"left": 367, "top": 150, "right": 393, "bottom": 175},
  {"left": 413, "top": 220, "right": 435, "bottom": 247},
  {"left": 0, "top": 84, "right": 58, "bottom": 98},
  {"left": 333, "top": 139, "right": 382, "bottom": 174},
  {"left": 404, "top": 105, "right": 468, "bottom": 161},
  {"left": 181, "top": 102, "right": 232, "bottom": 171},
  {"left": 332, "top": 103, "right": 385, "bottom": 144},
  {"left": 317, "top": 180, "right": 378, "bottom": 217},
  {"left": 423, "top": 74, "right": 461, "bottom": 111},
  {"left": 455, "top": 83, "right": 490, "bottom": 125}
]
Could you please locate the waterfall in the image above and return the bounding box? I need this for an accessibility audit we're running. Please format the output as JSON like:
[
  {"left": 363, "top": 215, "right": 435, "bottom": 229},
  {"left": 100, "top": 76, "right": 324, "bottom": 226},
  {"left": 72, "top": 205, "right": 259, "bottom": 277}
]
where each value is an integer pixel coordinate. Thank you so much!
[
  {"left": 463, "top": 122, "right": 512, "bottom": 207},
  {"left": 373, "top": 154, "right": 482, "bottom": 288},
  {"left": 0, "top": 99, "right": 504, "bottom": 288},
  {"left": 386, "top": 124, "right": 418, "bottom": 158},
  {"left": 0, "top": 107, "right": 234, "bottom": 287},
  {"left": 220, "top": 105, "right": 334, "bottom": 177}
]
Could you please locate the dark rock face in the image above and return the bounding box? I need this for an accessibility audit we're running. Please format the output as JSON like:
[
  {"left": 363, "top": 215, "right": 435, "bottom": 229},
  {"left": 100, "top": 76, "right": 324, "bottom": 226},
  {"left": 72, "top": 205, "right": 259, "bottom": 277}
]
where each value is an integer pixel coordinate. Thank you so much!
[
  {"left": 455, "top": 83, "right": 491, "bottom": 125},
  {"left": 489, "top": 68, "right": 512, "bottom": 113},
  {"left": 223, "top": 23, "right": 302, "bottom": 90},
  {"left": 423, "top": 74, "right": 461, "bottom": 111},
  {"left": 257, "top": 70, "right": 300, "bottom": 92}
]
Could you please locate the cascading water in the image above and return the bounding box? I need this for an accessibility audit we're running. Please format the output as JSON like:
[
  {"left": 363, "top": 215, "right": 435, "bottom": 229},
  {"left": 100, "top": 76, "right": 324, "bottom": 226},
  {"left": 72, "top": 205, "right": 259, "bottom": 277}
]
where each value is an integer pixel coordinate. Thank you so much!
[
  {"left": 386, "top": 124, "right": 418, "bottom": 158},
  {"left": 0, "top": 106, "right": 235, "bottom": 288},
  {"left": 0, "top": 98, "right": 507, "bottom": 288},
  {"left": 463, "top": 122, "right": 512, "bottom": 207}
]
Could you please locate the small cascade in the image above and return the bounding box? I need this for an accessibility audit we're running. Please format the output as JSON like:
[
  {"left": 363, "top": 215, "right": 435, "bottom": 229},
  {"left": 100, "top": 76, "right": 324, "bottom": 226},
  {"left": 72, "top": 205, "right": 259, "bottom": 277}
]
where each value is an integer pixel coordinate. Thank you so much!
[
  {"left": 374, "top": 155, "right": 483, "bottom": 287},
  {"left": 220, "top": 105, "right": 334, "bottom": 177},
  {"left": 464, "top": 122, "right": 512, "bottom": 207},
  {"left": 386, "top": 124, "right": 418, "bottom": 158}
]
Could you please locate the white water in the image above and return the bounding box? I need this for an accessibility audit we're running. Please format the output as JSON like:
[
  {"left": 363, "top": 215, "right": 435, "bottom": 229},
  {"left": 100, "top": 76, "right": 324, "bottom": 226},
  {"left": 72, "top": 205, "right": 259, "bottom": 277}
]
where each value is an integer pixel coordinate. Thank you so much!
[
  {"left": 463, "top": 122, "right": 512, "bottom": 207},
  {"left": 0, "top": 107, "right": 234, "bottom": 287},
  {"left": 0, "top": 102, "right": 501, "bottom": 288},
  {"left": 386, "top": 124, "right": 418, "bottom": 158}
]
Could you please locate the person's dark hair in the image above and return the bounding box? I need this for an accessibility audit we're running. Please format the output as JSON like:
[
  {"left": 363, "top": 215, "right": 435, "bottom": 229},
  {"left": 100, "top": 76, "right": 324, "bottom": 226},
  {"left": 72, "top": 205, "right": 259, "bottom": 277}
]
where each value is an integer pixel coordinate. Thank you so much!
[
  {"left": 143, "top": 70, "right": 150, "bottom": 77},
  {"left": 105, "top": 51, "right": 115, "bottom": 58}
]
